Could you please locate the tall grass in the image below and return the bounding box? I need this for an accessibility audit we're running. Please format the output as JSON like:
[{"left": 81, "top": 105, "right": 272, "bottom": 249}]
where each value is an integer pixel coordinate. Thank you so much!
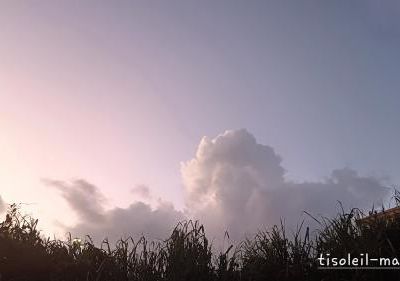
[{"left": 2, "top": 202, "right": 400, "bottom": 280}]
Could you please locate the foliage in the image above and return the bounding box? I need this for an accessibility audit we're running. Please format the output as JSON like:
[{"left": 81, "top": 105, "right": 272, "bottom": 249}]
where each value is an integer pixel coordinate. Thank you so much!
[{"left": 2, "top": 202, "right": 400, "bottom": 280}]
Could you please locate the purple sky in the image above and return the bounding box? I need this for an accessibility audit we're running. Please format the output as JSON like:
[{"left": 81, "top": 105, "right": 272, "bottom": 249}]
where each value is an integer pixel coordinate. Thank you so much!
[{"left": 1, "top": 1, "right": 399, "bottom": 242}]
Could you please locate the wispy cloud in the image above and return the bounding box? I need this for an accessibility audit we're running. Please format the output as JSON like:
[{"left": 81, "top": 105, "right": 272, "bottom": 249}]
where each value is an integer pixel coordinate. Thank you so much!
[
  {"left": 131, "top": 184, "right": 152, "bottom": 201},
  {"left": 44, "top": 179, "right": 106, "bottom": 224},
  {"left": 45, "top": 180, "right": 184, "bottom": 243}
]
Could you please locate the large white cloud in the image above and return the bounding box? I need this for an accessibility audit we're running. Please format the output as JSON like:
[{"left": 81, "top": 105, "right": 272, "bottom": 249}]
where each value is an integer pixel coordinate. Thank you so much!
[
  {"left": 49, "top": 129, "right": 390, "bottom": 244},
  {"left": 181, "top": 129, "right": 390, "bottom": 240}
]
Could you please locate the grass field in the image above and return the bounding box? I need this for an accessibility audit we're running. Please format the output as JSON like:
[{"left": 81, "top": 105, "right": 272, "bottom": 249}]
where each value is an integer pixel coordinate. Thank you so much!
[{"left": 1, "top": 203, "right": 400, "bottom": 281}]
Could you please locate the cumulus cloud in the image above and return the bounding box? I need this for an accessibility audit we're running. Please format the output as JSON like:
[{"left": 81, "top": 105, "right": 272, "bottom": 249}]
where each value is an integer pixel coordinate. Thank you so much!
[
  {"left": 181, "top": 129, "right": 390, "bottom": 240},
  {"left": 45, "top": 180, "right": 184, "bottom": 243},
  {"left": 49, "top": 129, "right": 390, "bottom": 244}
]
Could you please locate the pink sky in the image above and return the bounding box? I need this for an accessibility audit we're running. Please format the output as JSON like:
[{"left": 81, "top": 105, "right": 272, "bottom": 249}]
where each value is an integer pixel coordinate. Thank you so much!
[{"left": 1, "top": 1, "right": 398, "bottom": 240}]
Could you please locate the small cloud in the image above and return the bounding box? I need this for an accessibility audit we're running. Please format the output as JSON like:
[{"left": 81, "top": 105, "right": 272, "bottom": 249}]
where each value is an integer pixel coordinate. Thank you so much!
[
  {"left": 131, "top": 184, "right": 151, "bottom": 200},
  {"left": 43, "top": 179, "right": 106, "bottom": 224},
  {"left": 0, "top": 195, "right": 5, "bottom": 214}
]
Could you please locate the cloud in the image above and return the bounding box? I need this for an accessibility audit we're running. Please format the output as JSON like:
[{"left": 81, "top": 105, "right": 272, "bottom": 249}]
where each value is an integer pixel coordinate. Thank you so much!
[
  {"left": 131, "top": 184, "right": 152, "bottom": 201},
  {"left": 181, "top": 129, "right": 390, "bottom": 240},
  {"left": 46, "top": 180, "right": 184, "bottom": 243},
  {"left": 49, "top": 129, "right": 390, "bottom": 245},
  {"left": 44, "top": 179, "right": 107, "bottom": 224},
  {"left": 0, "top": 195, "right": 5, "bottom": 214}
]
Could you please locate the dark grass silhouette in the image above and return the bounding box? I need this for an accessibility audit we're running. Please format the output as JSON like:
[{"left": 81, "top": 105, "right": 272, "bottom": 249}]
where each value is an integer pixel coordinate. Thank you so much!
[{"left": 2, "top": 202, "right": 400, "bottom": 281}]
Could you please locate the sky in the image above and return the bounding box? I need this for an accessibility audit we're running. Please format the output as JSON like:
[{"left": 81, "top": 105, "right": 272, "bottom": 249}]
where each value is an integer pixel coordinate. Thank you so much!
[{"left": 0, "top": 1, "right": 399, "bottom": 243}]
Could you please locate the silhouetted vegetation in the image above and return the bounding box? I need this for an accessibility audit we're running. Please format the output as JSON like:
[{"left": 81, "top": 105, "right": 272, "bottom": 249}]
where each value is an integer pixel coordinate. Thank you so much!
[{"left": 2, "top": 202, "right": 400, "bottom": 280}]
